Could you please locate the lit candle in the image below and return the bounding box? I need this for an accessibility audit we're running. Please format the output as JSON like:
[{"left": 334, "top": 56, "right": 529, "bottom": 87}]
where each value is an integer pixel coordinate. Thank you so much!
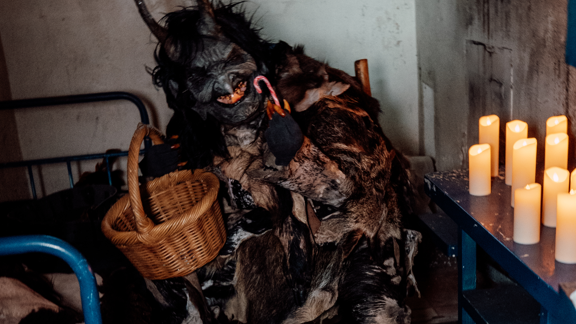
[
  {"left": 469, "top": 144, "right": 491, "bottom": 196},
  {"left": 544, "top": 133, "right": 569, "bottom": 170},
  {"left": 555, "top": 190, "right": 576, "bottom": 264},
  {"left": 511, "top": 138, "right": 537, "bottom": 207},
  {"left": 546, "top": 115, "right": 568, "bottom": 136},
  {"left": 479, "top": 115, "right": 500, "bottom": 177},
  {"left": 542, "top": 167, "right": 570, "bottom": 228},
  {"left": 505, "top": 120, "right": 528, "bottom": 185},
  {"left": 513, "top": 183, "right": 541, "bottom": 244},
  {"left": 571, "top": 169, "right": 576, "bottom": 192}
]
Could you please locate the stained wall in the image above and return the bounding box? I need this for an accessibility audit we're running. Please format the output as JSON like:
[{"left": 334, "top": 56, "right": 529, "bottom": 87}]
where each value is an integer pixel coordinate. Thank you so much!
[
  {"left": 0, "top": 0, "right": 187, "bottom": 200},
  {"left": 417, "top": 0, "right": 576, "bottom": 172}
]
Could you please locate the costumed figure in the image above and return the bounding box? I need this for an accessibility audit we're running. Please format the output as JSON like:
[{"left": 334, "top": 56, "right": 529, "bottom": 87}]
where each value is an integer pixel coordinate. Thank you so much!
[{"left": 135, "top": 1, "right": 421, "bottom": 323}]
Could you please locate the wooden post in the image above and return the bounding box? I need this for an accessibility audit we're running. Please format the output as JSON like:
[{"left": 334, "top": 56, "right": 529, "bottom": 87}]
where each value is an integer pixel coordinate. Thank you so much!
[{"left": 354, "top": 59, "right": 372, "bottom": 96}]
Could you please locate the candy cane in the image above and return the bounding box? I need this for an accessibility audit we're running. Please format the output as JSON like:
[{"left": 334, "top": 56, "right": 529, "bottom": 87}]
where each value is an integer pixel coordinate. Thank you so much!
[{"left": 253, "top": 75, "right": 281, "bottom": 107}]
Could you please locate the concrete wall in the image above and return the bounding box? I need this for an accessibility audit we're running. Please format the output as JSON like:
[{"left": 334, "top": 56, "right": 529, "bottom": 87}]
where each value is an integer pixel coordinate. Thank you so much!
[
  {"left": 0, "top": 0, "right": 186, "bottom": 200},
  {"left": 417, "top": 0, "right": 576, "bottom": 172},
  {"left": 0, "top": 0, "right": 419, "bottom": 200}
]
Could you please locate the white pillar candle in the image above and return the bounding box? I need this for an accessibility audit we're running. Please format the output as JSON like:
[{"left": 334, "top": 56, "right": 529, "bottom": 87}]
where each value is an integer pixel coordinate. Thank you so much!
[
  {"left": 513, "top": 183, "right": 541, "bottom": 244},
  {"left": 542, "top": 167, "right": 570, "bottom": 228},
  {"left": 511, "top": 138, "right": 537, "bottom": 207},
  {"left": 555, "top": 190, "right": 576, "bottom": 263},
  {"left": 469, "top": 144, "right": 491, "bottom": 196},
  {"left": 544, "top": 133, "right": 569, "bottom": 170},
  {"left": 546, "top": 115, "right": 568, "bottom": 136},
  {"left": 505, "top": 120, "right": 528, "bottom": 185},
  {"left": 479, "top": 115, "right": 500, "bottom": 177},
  {"left": 571, "top": 169, "right": 576, "bottom": 192}
]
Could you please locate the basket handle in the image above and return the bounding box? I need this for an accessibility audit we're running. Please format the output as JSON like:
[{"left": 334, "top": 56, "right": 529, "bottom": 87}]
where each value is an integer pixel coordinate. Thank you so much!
[{"left": 128, "top": 123, "right": 165, "bottom": 237}]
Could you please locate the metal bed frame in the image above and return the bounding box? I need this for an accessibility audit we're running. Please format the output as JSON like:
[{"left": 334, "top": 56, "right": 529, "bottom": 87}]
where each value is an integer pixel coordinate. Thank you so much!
[
  {"left": 0, "top": 92, "right": 153, "bottom": 324},
  {"left": 0, "top": 91, "right": 150, "bottom": 199}
]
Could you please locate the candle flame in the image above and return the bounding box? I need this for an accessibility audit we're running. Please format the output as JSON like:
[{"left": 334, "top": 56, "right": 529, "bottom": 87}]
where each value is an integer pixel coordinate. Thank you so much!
[
  {"left": 571, "top": 189, "right": 576, "bottom": 195},
  {"left": 553, "top": 173, "right": 559, "bottom": 182},
  {"left": 515, "top": 125, "right": 520, "bottom": 132},
  {"left": 523, "top": 140, "right": 527, "bottom": 146},
  {"left": 525, "top": 184, "right": 531, "bottom": 190},
  {"left": 477, "top": 148, "right": 482, "bottom": 154},
  {"left": 555, "top": 137, "right": 560, "bottom": 144},
  {"left": 555, "top": 119, "right": 559, "bottom": 125},
  {"left": 487, "top": 118, "right": 491, "bottom": 126}
]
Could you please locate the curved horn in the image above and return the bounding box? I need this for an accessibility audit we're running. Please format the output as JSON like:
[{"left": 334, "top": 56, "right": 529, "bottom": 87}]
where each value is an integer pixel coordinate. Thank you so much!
[
  {"left": 196, "top": 0, "right": 216, "bottom": 16},
  {"left": 196, "top": 0, "right": 220, "bottom": 36},
  {"left": 134, "top": 0, "right": 168, "bottom": 43}
]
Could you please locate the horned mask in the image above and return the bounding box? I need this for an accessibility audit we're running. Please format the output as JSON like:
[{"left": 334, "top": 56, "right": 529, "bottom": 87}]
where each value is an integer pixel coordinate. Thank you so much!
[{"left": 137, "top": 0, "right": 267, "bottom": 125}]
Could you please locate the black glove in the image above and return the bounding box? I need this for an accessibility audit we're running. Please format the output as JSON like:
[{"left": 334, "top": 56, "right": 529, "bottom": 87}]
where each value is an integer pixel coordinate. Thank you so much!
[
  {"left": 265, "top": 108, "right": 304, "bottom": 166},
  {"left": 139, "top": 140, "right": 179, "bottom": 178}
]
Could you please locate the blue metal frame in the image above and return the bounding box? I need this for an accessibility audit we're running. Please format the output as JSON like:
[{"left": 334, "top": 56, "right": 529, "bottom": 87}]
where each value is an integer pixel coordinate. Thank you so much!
[
  {"left": 0, "top": 92, "right": 149, "bottom": 124},
  {"left": 0, "top": 235, "right": 102, "bottom": 324},
  {"left": 0, "top": 92, "right": 150, "bottom": 199},
  {"left": 567, "top": 0, "right": 576, "bottom": 66},
  {"left": 459, "top": 229, "right": 476, "bottom": 324},
  {"left": 0, "top": 92, "right": 155, "bottom": 323}
]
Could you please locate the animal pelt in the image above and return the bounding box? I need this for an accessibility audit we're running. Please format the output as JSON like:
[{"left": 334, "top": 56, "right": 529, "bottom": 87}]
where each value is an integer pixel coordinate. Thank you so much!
[
  {"left": 249, "top": 44, "right": 413, "bottom": 250},
  {"left": 0, "top": 261, "right": 81, "bottom": 324},
  {"left": 337, "top": 235, "right": 413, "bottom": 324},
  {"left": 134, "top": 1, "right": 419, "bottom": 323}
]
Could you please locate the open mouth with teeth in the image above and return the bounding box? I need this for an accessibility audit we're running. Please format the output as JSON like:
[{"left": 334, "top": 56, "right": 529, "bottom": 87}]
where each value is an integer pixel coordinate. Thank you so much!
[{"left": 217, "top": 81, "right": 248, "bottom": 106}]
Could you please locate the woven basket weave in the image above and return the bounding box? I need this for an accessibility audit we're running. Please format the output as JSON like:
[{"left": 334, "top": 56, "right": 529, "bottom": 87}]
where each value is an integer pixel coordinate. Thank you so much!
[{"left": 101, "top": 123, "right": 226, "bottom": 280}]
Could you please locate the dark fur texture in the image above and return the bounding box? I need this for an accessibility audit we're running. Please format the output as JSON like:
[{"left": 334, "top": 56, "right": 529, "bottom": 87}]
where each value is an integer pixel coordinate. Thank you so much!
[
  {"left": 136, "top": 1, "right": 418, "bottom": 323},
  {"left": 338, "top": 237, "right": 411, "bottom": 324}
]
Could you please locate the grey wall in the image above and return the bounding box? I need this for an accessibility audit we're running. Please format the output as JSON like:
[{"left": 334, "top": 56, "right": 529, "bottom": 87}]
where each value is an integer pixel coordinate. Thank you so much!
[
  {"left": 0, "top": 32, "right": 29, "bottom": 202},
  {"left": 417, "top": 0, "right": 576, "bottom": 172},
  {"left": 0, "top": 0, "right": 419, "bottom": 200},
  {"left": 0, "top": 0, "right": 187, "bottom": 200}
]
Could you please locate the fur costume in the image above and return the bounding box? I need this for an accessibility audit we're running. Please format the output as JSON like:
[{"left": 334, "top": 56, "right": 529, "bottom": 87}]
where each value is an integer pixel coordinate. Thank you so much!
[{"left": 135, "top": 1, "right": 420, "bottom": 323}]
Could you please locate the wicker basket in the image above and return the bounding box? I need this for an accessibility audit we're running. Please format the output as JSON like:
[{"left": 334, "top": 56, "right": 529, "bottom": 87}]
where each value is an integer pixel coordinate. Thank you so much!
[{"left": 101, "top": 123, "right": 226, "bottom": 280}]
